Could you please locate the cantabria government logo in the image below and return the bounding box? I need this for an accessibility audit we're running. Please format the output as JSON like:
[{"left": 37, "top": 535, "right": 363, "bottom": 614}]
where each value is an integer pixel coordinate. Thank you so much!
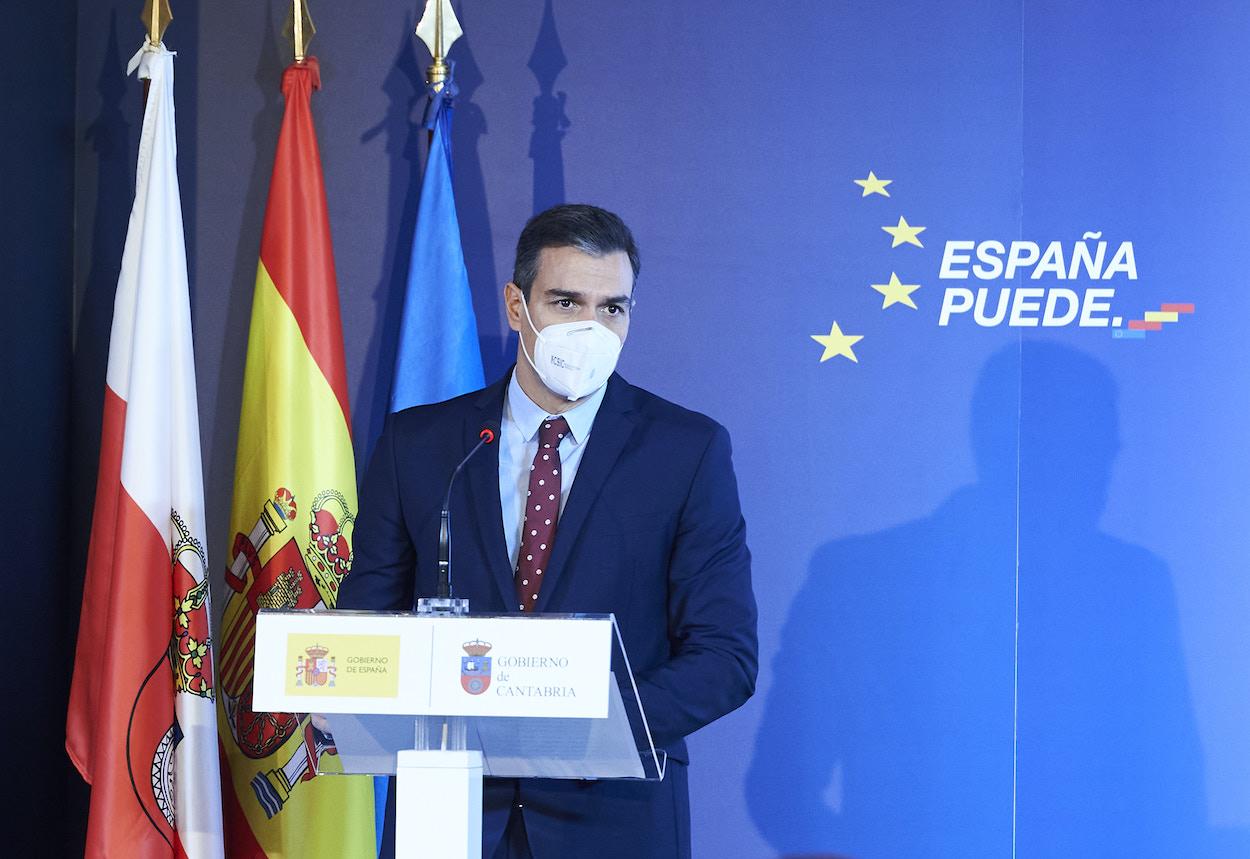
[
  {"left": 811, "top": 171, "right": 1194, "bottom": 363},
  {"left": 461, "top": 639, "right": 493, "bottom": 695}
]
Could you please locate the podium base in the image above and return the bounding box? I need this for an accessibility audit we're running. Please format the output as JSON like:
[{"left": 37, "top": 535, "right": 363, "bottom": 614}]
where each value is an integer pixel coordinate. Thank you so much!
[{"left": 395, "top": 748, "right": 483, "bottom": 858}]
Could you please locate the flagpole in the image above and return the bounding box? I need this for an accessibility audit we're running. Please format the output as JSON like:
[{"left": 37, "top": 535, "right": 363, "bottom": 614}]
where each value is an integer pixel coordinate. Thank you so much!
[
  {"left": 293, "top": 0, "right": 305, "bottom": 63},
  {"left": 139, "top": 0, "right": 171, "bottom": 105},
  {"left": 287, "top": 0, "right": 316, "bottom": 65},
  {"left": 416, "top": 0, "right": 465, "bottom": 150},
  {"left": 417, "top": 0, "right": 463, "bottom": 90},
  {"left": 294, "top": 0, "right": 304, "bottom": 62},
  {"left": 141, "top": 0, "right": 171, "bottom": 47},
  {"left": 429, "top": 0, "right": 446, "bottom": 88}
]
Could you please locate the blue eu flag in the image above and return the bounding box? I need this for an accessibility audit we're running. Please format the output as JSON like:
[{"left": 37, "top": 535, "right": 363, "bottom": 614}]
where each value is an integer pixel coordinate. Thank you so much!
[{"left": 389, "top": 85, "right": 484, "bottom": 413}]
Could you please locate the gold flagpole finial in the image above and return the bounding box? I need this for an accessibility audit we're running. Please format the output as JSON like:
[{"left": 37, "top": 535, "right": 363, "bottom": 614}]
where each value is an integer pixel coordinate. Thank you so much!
[
  {"left": 140, "top": 0, "right": 172, "bottom": 47},
  {"left": 416, "top": 0, "right": 464, "bottom": 89},
  {"left": 285, "top": 0, "right": 316, "bottom": 63}
]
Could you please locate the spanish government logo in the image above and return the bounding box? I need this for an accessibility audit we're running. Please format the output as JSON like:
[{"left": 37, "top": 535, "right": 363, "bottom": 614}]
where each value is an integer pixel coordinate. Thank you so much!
[
  {"left": 294, "top": 643, "right": 336, "bottom": 688},
  {"left": 461, "top": 640, "right": 493, "bottom": 695}
]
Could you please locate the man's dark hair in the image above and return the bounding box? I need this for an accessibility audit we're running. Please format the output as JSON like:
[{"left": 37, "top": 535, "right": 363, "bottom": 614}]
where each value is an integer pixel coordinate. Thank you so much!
[{"left": 511, "top": 204, "right": 641, "bottom": 299}]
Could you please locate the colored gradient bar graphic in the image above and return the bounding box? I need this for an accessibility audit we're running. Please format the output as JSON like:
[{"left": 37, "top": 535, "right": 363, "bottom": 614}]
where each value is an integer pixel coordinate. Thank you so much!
[{"left": 1115, "top": 302, "right": 1194, "bottom": 339}]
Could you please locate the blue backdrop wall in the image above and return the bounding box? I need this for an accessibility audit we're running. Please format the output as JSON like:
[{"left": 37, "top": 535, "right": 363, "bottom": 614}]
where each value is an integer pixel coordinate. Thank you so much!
[
  {"left": 3, "top": 0, "right": 86, "bottom": 852},
  {"left": 67, "top": 1, "right": 1250, "bottom": 856}
]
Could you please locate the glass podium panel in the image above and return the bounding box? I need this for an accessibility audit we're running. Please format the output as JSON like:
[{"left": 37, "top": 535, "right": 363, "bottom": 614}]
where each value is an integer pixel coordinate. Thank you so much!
[
  {"left": 320, "top": 673, "right": 654, "bottom": 780},
  {"left": 306, "top": 612, "right": 666, "bottom": 782}
]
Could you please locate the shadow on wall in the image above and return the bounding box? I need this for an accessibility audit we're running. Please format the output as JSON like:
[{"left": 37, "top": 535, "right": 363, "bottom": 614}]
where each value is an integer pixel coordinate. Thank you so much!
[
  {"left": 43, "top": 10, "right": 132, "bottom": 859},
  {"left": 71, "top": 12, "right": 133, "bottom": 598},
  {"left": 204, "top": 3, "right": 284, "bottom": 555},
  {"left": 528, "top": 0, "right": 570, "bottom": 216},
  {"left": 175, "top": 0, "right": 198, "bottom": 302},
  {"left": 746, "top": 340, "right": 1219, "bottom": 858},
  {"left": 354, "top": 13, "right": 426, "bottom": 460},
  {"left": 451, "top": 1, "right": 513, "bottom": 384}
]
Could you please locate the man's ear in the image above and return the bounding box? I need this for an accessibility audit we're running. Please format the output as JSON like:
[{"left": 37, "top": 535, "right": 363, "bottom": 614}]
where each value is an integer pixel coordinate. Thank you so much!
[{"left": 504, "top": 282, "right": 523, "bottom": 333}]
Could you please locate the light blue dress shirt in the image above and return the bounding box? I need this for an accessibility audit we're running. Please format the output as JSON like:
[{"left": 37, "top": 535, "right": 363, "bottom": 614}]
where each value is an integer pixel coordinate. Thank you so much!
[{"left": 499, "top": 372, "right": 607, "bottom": 569}]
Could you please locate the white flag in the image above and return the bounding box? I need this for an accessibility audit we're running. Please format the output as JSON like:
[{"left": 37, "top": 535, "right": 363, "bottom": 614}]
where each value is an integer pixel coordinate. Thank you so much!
[{"left": 67, "top": 43, "right": 225, "bottom": 859}]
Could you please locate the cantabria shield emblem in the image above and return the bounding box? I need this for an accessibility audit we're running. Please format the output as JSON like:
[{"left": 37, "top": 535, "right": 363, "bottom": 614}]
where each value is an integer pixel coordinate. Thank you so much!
[{"left": 460, "top": 640, "right": 492, "bottom": 695}]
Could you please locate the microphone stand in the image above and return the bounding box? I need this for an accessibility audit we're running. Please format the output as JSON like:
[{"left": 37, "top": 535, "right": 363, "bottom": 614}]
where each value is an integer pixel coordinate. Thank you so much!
[
  {"left": 414, "top": 425, "right": 496, "bottom": 756},
  {"left": 417, "top": 425, "right": 496, "bottom": 618}
]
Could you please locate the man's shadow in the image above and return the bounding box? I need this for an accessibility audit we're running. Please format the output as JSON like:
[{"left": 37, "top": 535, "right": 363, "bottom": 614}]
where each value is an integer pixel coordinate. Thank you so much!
[{"left": 747, "top": 340, "right": 1212, "bottom": 858}]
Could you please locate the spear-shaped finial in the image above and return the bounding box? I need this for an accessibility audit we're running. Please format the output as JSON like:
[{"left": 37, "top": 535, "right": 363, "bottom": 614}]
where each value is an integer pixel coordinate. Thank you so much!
[
  {"left": 140, "top": 0, "right": 172, "bottom": 47},
  {"left": 284, "top": 0, "right": 316, "bottom": 63},
  {"left": 416, "top": 0, "right": 463, "bottom": 89}
]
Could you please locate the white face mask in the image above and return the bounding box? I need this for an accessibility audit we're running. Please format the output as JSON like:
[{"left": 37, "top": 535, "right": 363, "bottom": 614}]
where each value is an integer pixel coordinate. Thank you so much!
[{"left": 519, "top": 296, "right": 623, "bottom": 401}]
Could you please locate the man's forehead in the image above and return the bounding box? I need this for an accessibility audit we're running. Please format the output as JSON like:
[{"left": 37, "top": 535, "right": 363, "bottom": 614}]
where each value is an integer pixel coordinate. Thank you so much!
[{"left": 534, "top": 246, "right": 633, "bottom": 294}]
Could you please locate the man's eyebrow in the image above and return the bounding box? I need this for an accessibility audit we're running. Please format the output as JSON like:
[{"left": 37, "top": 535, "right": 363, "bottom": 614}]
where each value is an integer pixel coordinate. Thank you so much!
[{"left": 543, "top": 288, "right": 633, "bottom": 305}]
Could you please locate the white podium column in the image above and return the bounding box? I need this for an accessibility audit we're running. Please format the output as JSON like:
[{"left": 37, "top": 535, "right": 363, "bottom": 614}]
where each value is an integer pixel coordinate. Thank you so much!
[{"left": 395, "top": 749, "right": 484, "bottom": 858}]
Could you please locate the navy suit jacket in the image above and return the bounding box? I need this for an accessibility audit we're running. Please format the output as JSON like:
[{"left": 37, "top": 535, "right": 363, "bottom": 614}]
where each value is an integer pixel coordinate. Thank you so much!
[{"left": 338, "top": 370, "right": 757, "bottom": 858}]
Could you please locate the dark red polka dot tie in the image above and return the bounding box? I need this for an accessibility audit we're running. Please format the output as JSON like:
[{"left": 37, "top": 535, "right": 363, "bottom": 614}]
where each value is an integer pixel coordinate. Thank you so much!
[{"left": 515, "top": 416, "right": 569, "bottom": 612}]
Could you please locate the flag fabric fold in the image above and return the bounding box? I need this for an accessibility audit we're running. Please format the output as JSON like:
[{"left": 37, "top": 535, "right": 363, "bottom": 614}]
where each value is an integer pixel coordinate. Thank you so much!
[
  {"left": 389, "top": 72, "right": 485, "bottom": 412},
  {"left": 66, "top": 43, "right": 225, "bottom": 859},
  {"left": 214, "top": 57, "right": 375, "bottom": 858}
]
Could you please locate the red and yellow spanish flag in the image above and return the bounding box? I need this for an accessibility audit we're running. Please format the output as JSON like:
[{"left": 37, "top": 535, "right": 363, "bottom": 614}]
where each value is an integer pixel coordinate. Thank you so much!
[{"left": 216, "top": 57, "right": 375, "bottom": 857}]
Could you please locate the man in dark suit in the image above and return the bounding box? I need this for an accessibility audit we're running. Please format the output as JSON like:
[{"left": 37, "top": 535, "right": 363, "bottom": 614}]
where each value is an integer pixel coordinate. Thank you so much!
[{"left": 339, "top": 204, "right": 758, "bottom": 858}]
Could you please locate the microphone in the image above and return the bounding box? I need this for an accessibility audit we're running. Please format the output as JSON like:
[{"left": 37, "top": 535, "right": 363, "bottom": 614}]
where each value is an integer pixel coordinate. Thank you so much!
[{"left": 437, "top": 424, "right": 498, "bottom": 599}]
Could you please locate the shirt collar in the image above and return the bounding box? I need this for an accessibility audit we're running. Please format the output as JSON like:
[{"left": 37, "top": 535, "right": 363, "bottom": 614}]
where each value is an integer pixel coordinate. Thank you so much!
[{"left": 506, "top": 371, "right": 607, "bottom": 446}]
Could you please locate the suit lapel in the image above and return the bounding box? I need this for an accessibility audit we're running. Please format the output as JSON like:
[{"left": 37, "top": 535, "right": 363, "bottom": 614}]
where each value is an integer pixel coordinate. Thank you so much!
[
  {"left": 463, "top": 377, "right": 514, "bottom": 610},
  {"left": 537, "top": 375, "right": 638, "bottom": 613}
]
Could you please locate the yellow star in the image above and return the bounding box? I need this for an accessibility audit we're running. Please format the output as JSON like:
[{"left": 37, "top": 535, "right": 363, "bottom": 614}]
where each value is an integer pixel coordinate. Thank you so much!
[
  {"left": 882, "top": 216, "right": 926, "bottom": 248},
  {"left": 871, "top": 272, "right": 921, "bottom": 309},
  {"left": 811, "top": 321, "right": 864, "bottom": 364},
  {"left": 853, "top": 171, "right": 892, "bottom": 197}
]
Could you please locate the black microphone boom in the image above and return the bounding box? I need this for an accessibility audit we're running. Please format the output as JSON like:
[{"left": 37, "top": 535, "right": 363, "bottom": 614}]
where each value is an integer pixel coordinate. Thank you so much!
[{"left": 437, "top": 424, "right": 498, "bottom": 599}]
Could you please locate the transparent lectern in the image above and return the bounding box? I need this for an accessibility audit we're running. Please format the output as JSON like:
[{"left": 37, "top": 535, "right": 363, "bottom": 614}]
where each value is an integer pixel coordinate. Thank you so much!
[{"left": 253, "top": 606, "right": 666, "bottom": 858}]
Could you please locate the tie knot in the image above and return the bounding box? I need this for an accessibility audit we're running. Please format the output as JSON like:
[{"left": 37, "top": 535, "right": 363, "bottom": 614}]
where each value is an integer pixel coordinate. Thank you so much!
[{"left": 538, "top": 416, "right": 570, "bottom": 449}]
